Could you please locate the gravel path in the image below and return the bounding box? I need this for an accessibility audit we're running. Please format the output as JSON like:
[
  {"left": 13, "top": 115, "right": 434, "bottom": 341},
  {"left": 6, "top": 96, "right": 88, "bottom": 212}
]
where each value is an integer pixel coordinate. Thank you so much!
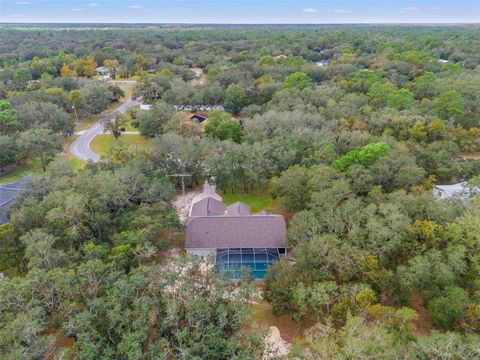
[{"left": 171, "top": 188, "right": 202, "bottom": 223}]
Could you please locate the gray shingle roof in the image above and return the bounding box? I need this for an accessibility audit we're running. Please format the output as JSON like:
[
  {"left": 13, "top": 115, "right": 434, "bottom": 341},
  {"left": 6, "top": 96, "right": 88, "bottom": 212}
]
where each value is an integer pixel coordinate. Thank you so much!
[
  {"left": 185, "top": 215, "right": 287, "bottom": 249},
  {"left": 190, "top": 196, "right": 225, "bottom": 217},
  {"left": 191, "top": 183, "right": 223, "bottom": 205},
  {"left": 0, "top": 177, "right": 31, "bottom": 224},
  {"left": 226, "top": 202, "right": 251, "bottom": 216}
]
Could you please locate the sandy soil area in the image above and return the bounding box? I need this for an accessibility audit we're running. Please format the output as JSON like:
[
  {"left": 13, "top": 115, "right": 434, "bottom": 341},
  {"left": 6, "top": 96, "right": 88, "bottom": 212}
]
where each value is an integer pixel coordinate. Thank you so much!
[{"left": 171, "top": 187, "right": 202, "bottom": 223}]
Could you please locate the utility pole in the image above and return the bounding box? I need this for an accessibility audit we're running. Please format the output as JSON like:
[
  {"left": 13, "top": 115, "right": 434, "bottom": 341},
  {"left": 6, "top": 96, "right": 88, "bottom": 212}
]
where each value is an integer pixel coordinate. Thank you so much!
[{"left": 168, "top": 173, "right": 192, "bottom": 204}]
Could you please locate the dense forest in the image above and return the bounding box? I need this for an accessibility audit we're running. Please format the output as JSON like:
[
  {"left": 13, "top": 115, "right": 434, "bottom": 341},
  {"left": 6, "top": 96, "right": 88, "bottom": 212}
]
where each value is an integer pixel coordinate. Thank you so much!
[{"left": 1, "top": 25, "right": 480, "bottom": 359}]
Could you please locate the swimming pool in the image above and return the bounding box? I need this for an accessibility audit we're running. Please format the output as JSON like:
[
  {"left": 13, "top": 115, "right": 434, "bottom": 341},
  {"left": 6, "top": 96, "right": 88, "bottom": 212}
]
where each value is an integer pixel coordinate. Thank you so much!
[{"left": 216, "top": 248, "right": 285, "bottom": 279}]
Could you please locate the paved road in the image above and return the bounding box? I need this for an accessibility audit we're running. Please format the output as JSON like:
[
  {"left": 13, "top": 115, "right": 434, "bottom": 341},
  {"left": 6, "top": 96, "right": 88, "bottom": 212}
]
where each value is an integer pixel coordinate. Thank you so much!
[{"left": 70, "top": 98, "right": 139, "bottom": 162}]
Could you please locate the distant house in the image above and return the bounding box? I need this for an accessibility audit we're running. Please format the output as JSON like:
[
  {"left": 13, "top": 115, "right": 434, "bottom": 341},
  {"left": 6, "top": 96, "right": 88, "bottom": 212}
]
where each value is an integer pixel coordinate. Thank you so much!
[
  {"left": 190, "top": 67, "right": 203, "bottom": 76},
  {"left": 96, "top": 66, "right": 109, "bottom": 75},
  {"left": 191, "top": 114, "right": 208, "bottom": 123},
  {"left": 174, "top": 105, "right": 224, "bottom": 111},
  {"left": 0, "top": 178, "right": 31, "bottom": 224},
  {"left": 433, "top": 182, "right": 479, "bottom": 200},
  {"left": 140, "top": 104, "right": 152, "bottom": 110},
  {"left": 315, "top": 59, "right": 330, "bottom": 67},
  {"left": 185, "top": 183, "right": 287, "bottom": 279}
]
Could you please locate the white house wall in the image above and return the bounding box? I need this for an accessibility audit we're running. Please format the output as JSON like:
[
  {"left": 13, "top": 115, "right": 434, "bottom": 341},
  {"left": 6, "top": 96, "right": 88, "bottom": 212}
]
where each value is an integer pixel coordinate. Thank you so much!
[{"left": 186, "top": 248, "right": 216, "bottom": 259}]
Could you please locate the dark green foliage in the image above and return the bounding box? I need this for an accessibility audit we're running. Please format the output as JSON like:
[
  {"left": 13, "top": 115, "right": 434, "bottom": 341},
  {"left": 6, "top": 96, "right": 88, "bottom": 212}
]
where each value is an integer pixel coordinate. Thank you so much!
[
  {"left": 204, "top": 111, "right": 243, "bottom": 143},
  {"left": 137, "top": 101, "right": 174, "bottom": 137},
  {"left": 12, "top": 68, "right": 32, "bottom": 90},
  {"left": 427, "top": 286, "right": 469, "bottom": 329},
  {"left": 223, "top": 84, "right": 249, "bottom": 115},
  {"left": 16, "top": 101, "right": 73, "bottom": 135},
  {"left": 80, "top": 84, "right": 118, "bottom": 115}
]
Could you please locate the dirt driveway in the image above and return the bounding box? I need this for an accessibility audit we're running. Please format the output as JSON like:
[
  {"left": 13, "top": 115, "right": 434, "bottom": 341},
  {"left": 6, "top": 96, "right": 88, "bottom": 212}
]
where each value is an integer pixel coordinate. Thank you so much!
[{"left": 171, "top": 187, "right": 202, "bottom": 223}]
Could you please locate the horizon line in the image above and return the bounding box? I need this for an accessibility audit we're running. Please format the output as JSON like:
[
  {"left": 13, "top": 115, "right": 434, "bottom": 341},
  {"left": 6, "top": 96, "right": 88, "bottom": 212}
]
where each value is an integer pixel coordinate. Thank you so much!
[{"left": 1, "top": 22, "right": 479, "bottom": 25}]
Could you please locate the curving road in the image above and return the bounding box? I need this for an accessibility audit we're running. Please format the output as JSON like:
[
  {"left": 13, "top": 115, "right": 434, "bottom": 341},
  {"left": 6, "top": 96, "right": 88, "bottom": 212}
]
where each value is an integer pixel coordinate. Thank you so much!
[{"left": 70, "top": 98, "right": 139, "bottom": 162}]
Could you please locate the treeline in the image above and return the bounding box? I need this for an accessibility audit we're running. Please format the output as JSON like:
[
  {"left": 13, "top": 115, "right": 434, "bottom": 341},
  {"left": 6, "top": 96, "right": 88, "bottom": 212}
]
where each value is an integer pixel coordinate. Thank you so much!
[{"left": 0, "top": 77, "right": 124, "bottom": 172}]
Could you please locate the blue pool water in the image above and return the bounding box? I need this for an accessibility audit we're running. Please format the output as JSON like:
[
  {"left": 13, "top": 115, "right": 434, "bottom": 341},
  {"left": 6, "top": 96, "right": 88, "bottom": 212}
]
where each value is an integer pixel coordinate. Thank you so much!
[{"left": 216, "top": 248, "right": 284, "bottom": 279}]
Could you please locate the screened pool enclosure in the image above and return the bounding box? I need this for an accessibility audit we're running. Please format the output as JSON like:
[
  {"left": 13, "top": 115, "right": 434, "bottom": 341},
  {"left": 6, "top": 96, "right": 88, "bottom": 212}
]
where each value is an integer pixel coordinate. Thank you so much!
[{"left": 216, "top": 248, "right": 286, "bottom": 279}]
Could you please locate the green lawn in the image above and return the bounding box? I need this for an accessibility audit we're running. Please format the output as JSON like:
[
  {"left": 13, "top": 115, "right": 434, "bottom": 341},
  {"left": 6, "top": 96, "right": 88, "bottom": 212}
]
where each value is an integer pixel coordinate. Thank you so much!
[
  {"left": 120, "top": 111, "right": 139, "bottom": 131},
  {"left": 220, "top": 189, "right": 281, "bottom": 214},
  {"left": 123, "top": 122, "right": 138, "bottom": 132},
  {"left": 69, "top": 158, "right": 86, "bottom": 172},
  {"left": 0, "top": 160, "right": 43, "bottom": 185},
  {"left": 75, "top": 117, "right": 98, "bottom": 132},
  {"left": 90, "top": 134, "right": 150, "bottom": 156},
  {"left": 118, "top": 83, "right": 133, "bottom": 100}
]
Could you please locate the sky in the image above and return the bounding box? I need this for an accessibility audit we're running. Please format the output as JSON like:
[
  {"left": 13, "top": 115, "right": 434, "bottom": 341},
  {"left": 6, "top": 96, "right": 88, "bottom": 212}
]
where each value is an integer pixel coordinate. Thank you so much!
[{"left": 0, "top": 0, "right": 479, "bottom": 24}]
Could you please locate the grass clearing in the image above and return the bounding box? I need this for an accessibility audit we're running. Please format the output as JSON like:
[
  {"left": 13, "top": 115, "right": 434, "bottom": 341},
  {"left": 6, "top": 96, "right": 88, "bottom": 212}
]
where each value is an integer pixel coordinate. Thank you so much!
[
  {"left": 90, "top": 134, "right": 150, "bottom": 156},
  {"left": 220, "top": 188, "right": 281, "bottom": 214},
  {"left": 75, "top": 117, "right": 98, "bottom": 132},
  {"left": 120, "top": 111, "right": 139, "bottom": 131},
  {"left": 123, "top": 121, "right": 138, "bottom": 131},
  {"left": 245, "top": 300, "right": 314, "bottom": 343},
  {"left": 69, "top": 158, "right": 86, "bottom": 172},
  {"left": 118, "top": 83, "right": 133, "bottom": 100}
]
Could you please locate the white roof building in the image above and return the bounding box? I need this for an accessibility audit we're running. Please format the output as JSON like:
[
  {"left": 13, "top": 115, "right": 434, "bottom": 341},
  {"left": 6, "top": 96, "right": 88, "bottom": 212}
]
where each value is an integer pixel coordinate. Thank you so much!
[
  {"left": 96, "top": 66, "right": 109, "bottom": 74},
  {"left": 433, "top": 182, "right": 479, "bottom": 200},
  {"left": 315, "top": 60, "right": 330, "bottom": 67}
]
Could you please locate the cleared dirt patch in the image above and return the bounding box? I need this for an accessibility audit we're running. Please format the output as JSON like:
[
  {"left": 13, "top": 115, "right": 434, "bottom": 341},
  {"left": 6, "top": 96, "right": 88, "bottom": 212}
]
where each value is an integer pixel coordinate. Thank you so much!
[
  {"left": 246, "top": 300, "right": 314, "bottom": 343},
  {"left": 44, "top": 329, "right": 75, "bottom": 360},
  {"left": 461, "top": 152, "right": 480, "bottom": 160},
  {"left": 409, "top": 293, "right": 432, "bottom": 336},
  {"left": 171, "top": 188, "right": 202, "bottom": 223}
]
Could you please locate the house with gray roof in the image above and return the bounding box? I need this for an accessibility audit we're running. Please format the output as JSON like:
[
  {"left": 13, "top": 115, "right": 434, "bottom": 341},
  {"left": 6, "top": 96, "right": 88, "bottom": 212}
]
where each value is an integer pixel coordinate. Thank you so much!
[
  {"left": 0, "top": 177, "right": 31, "bottom": 224},
  {"left": 226, "top": 202, "right": 251, "bottom": 216},
  {"left": 190, "top": 197, "right": 226, "bottom": 217},
  {"left": 185, "top": 184, "right": 287, "bottom": 279}
]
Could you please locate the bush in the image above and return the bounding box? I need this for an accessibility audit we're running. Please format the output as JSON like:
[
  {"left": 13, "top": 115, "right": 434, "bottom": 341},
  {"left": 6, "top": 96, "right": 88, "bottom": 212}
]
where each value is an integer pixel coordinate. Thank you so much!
[{"left": 427, "top": 286, "right": 469, "bottom": 329}]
